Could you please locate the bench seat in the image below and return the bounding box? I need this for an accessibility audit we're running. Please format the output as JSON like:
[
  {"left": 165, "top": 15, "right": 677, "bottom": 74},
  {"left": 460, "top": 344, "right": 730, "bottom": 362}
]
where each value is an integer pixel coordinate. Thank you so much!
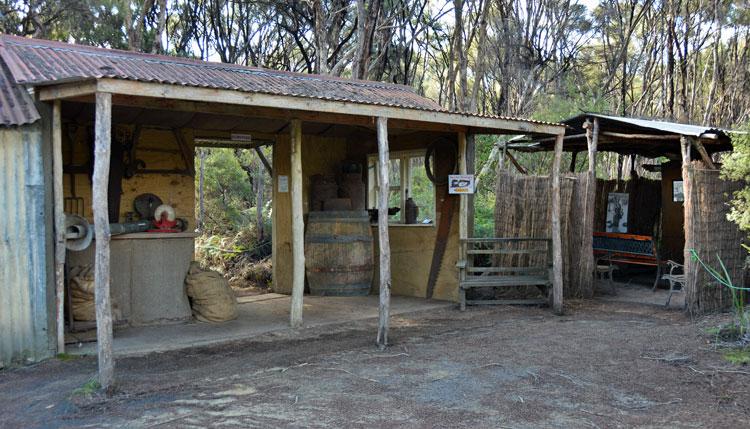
[{"left": 458, "top": 238, "right": 552, "bottom": 311}]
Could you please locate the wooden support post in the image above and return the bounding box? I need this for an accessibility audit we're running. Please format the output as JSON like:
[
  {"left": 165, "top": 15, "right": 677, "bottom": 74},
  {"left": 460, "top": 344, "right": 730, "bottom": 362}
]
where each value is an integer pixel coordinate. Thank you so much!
[
  {"left": 93, "top": 92, "right": 114, "bottom": 390},
  {"left": 568, "top": 151, "right": 578, "bottom": 173},
  {"left": 458, "top": 132, "right": 468, "bottom": 241},
  {"left": 376, "top": 117, "right": 392, "bottom": 349},
  {"left": 506, "top": 150, "right": 528, "bottom": 175},
  {"left": 681, "top": 136, "right": 695, "bottom": 309},
  {"left": 198, "top": 149, "right": 205, "bottom": 231},
  {"left": 583, "top": 118, "right": 599, "bottom": 298},
  {"left": 289, "top": 119, "right": 305, "bottom": 328},
  {"left": 254, "top": 146, "right": 273, "bottom": 176},
  {"left": 52, "top": 100, "right": 66, "bottom": 354},
  {"left": 550, "top": 133, "right": 564, "bottom": 315},
  {"left": 465, "top": 133, "right": 475, "bottom": 238},
  {"left": 690, "top": 138, "right": 717, "bottom": 169}
]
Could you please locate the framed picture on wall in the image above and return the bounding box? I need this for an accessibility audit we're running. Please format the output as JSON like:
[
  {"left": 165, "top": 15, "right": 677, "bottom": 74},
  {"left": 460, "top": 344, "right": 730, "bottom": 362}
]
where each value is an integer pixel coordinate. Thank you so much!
[
  {"left": 606, "top": 193, "right": 629, "bottom": 233},
  {"left": 673, "top": 180, "right": 684, "bottom": 202}
]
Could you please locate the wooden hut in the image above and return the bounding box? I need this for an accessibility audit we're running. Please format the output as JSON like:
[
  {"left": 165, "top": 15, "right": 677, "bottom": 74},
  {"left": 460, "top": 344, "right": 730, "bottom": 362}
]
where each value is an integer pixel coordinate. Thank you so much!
[
  {"left": 510, "top": 113, "right": 746, "bottom": 312},
  {"left": 0, "top": 35, "right": 566, "bottom": 385}
]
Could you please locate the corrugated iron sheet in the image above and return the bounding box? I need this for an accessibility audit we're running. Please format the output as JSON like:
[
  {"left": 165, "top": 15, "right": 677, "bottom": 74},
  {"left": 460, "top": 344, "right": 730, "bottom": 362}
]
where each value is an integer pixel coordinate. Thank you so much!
[
  {"left": 0, "top": 35, "right": 561, "bottom": 129},
  {"left": 572, "top": 113, "right": 731, "bottom": 137},
  {"left": 0, "top": 124, "right": 53, "bottom": 366},
  {"left": 0, "top": 58, "right": 40, "bottom": 127}
]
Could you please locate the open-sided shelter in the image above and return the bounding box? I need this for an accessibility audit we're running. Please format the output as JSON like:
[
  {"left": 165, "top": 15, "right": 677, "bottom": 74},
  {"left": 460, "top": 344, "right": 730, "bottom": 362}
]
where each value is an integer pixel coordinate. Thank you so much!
[
  {"left": 511, "top": 113, "right": 746, "bottom": 312},
  {"left": 0, "top": 35, "right": 566, "bottom": 386}
]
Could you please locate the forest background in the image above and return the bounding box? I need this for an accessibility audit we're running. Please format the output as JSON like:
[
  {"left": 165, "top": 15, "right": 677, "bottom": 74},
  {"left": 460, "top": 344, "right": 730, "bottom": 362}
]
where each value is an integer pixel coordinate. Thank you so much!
[{"left": 3, "top": 0, "right": 748, "bottom": 287}]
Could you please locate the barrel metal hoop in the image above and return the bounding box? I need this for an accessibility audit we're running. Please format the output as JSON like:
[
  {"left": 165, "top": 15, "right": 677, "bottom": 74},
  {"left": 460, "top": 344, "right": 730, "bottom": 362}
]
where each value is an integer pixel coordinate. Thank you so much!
[
  {"left": 306, "top": 235, "right": 373, "bottom": 244},
  {"left": 309, "top": 264, "right": 374, "bottom": 273}
]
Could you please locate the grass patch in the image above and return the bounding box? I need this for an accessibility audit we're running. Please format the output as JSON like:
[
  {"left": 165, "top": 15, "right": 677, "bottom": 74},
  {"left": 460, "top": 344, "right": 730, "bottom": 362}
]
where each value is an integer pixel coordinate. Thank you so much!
[
  {"left": 72, "top": 379, "right": 101, "bottom": 397},
  {"left": 705, "top": 323, "right": 744, "bottom": 342},
  {"left": 722, "top": 349, "right": 750, "bottom": 365},
  {"left": 56, "top": 353, "right": 78, "bottom": 361}
]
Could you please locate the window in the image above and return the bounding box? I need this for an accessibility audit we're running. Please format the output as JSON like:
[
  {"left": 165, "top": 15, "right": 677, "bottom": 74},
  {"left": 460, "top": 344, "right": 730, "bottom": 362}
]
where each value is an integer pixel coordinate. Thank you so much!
[{"left": 367, "top": 150, "right": 435, "bottom": 224}]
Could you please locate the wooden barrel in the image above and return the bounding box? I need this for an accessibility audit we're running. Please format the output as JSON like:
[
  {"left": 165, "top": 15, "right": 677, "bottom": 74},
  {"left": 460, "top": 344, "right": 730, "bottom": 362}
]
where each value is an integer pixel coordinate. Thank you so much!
[{"left": 305, "top": 211, "right": 374, "bottom": 296}]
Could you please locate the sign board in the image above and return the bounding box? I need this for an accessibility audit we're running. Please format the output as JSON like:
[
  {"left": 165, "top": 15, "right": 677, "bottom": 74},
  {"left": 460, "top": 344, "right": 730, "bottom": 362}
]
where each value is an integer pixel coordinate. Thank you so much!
[
  {"left": 448, "top": 174, "right": 475, "bottom": 194},
  {"left": 278, "top": 175, "right": 289, "bottom": 193}
]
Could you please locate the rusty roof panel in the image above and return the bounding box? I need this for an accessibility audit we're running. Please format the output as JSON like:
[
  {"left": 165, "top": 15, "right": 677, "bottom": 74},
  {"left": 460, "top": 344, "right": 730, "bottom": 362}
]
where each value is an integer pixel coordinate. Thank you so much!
[
  {"left": 0, "top": 35, "right": 443, "bottom": 111},
  {"left": 0, "top": 35, "right": 562, "bottom": 130},
  {"left": 0, "top": 59, "right": 40, "bottom": 127}
]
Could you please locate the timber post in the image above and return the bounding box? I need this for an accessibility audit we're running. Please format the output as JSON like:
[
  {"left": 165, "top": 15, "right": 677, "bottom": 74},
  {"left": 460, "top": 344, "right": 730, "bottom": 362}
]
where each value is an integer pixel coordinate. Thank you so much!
[
  {"left": 550, "top": 132, "right": 564, "bottom": 315},
  {"left": 52, "top": 100, "right": 66, "bottom": 354},
  {"left": 458, "top": 132, "right": 468, "bottom": 241},
  {"left": 290, "top": 119, "right": 305, "bottom": 328},
  {"left": 681, "top": 136, "right": 695, "bottom": 310},
  {"left": 93, "top": 91, "right": 114, "bottom": 390},
  {"left": 583, "top": 118, "right": 599, "bottom": 298},
  {"left": 376, "top": 117, "right": 392, "bottom": 349}
]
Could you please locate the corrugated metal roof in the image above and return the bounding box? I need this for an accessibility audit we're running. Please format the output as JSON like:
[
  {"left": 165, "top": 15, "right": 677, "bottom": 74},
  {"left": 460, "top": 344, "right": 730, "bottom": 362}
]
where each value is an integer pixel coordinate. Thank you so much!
[
  {"left": 0, "top": 34, "right": 444, "bottom": 110},
  {"left": 0, "top": 58, "right": 40, "bottom": 127},
  {"left": 0, "top": 35, "right": 561, "bottom": 130},
  {"left": 568, "top": 113, "right": 731, "bottom": 137}
]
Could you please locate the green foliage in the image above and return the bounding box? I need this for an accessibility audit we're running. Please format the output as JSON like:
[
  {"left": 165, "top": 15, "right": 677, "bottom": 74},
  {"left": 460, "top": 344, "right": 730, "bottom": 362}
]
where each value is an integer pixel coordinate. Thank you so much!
[
  {"left": 72, "top": 378, "right": 101, "bottom": 397},
  {"left": 196, "top": 148, "right": 270, "bottom": 235},
  {"left": 56, "top": 353, "right": 78, "bottom": 361},
  {"left": 721, "top": 127, "right": 750, "bottom": 233},
  {"left": 722, "top": 348, "right": 750, "bottom": 365}
]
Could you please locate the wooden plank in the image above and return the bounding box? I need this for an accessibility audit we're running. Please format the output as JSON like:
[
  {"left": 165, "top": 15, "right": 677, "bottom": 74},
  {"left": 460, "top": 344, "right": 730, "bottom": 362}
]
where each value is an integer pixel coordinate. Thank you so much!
[
  {"left": 461, "top": 237, "right": 551, "bottom": 243},
  {"left": 466, "top": 266, "right": 548, "bottom": 273},
  {"left": 465, "top": 299, "right": 547, "bottom": 306},
  {"left": 467, "top": 249, "right": 548, "bottom": 255},
  {"left": 550, "top": 133, "right": 564, "bottom": 315},
  {"left": 172, "top": 128, "right": 195, "bottom": 176},
  {"left": 461, "top": 276, "right": 551, "bottom": 287},
  {"left": 52, "top": 100, "right": 66, "bottom": 354},
  {"left": 93, "top": 92, "right": 115, "bottom": 390},
  {"left": 37, "top": 80, "right": 98, "bottom": 101},
  {"left": 376, "top": 117, "right": 392, "bottom": 349},
  {"left": 254, "top": 147, "right": 273, "bottom": 176},
  {"left": 289, "top": 119, "right": 305, "bottom": 328},
  {"left": 96, "top": 78, "right": 565, "bottom": 136},
  {"left": 505, "top": 149, "right": 528, "bottom": 174},
  {"left": 691, "top": 138, "right": 717, "bottom": 169}
]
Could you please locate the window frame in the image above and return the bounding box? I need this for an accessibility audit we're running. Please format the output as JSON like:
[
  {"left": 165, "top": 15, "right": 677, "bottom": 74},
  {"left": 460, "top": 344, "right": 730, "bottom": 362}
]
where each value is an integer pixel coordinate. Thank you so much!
[{"left": 367, "top": 149, "right": 435, "bottom": 226}]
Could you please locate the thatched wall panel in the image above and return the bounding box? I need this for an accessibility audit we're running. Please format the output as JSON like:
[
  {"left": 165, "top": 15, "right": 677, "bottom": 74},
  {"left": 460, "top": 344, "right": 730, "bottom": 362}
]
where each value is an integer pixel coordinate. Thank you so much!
[
  {"left": 685, "top": 163, "right": 747, "bottom": 313},
  {"left": 493, "top": 171, "right": 591, "bottom": 298}
]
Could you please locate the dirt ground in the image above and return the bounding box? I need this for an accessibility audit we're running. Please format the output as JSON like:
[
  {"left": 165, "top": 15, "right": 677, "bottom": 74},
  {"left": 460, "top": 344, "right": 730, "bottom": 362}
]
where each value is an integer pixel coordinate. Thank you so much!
[{"left": 2, "top": 300, "right": 749, "bottom": 428}]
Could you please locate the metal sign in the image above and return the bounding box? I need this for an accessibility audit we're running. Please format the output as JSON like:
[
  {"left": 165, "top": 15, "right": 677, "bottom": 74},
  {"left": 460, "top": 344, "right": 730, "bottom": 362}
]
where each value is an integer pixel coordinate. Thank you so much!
[{"left": 448, "top": 174, "right": 475, "bottom": 194}]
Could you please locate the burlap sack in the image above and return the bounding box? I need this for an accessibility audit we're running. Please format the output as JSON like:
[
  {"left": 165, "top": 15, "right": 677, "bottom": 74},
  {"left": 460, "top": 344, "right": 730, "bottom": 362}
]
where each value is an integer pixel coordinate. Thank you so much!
[
  {"left": 68, "top": 265, "right": 121, "bottom": 321},
  {"left": 185, "top": 262, "right": 238, "bottom": 323}
]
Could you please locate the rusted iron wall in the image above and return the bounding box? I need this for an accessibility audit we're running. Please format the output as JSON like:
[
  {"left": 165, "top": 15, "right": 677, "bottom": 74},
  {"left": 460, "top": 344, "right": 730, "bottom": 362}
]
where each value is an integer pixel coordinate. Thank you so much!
[{"left": 0, "top": 122, "right": 54, "bottom": 366}]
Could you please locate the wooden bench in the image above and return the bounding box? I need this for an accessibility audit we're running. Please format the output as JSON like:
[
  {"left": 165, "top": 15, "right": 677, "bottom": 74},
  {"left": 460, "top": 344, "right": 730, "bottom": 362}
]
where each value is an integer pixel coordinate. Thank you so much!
[
  {"left": 457, "top": 238, "right": 552, "bottom": 310},
  {"left": 592, "top": 232, "right": 662, "bottom": 289}
]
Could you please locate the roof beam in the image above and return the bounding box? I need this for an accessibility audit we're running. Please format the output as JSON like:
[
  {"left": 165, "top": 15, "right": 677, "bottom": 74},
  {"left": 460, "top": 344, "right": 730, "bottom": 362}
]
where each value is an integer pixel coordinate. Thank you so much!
[
  {"left": 37, "top": 80, "right": 97, "bottom": 101},
  {"left": 94, "top": 78, "right": 563, "bottom": 136}
]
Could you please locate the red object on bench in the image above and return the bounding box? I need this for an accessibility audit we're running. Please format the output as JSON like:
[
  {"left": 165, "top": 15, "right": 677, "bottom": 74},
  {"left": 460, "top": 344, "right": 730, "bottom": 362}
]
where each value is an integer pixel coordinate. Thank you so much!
[{"left": 593, "top": 232, "right": 662, "bottom": 289}]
